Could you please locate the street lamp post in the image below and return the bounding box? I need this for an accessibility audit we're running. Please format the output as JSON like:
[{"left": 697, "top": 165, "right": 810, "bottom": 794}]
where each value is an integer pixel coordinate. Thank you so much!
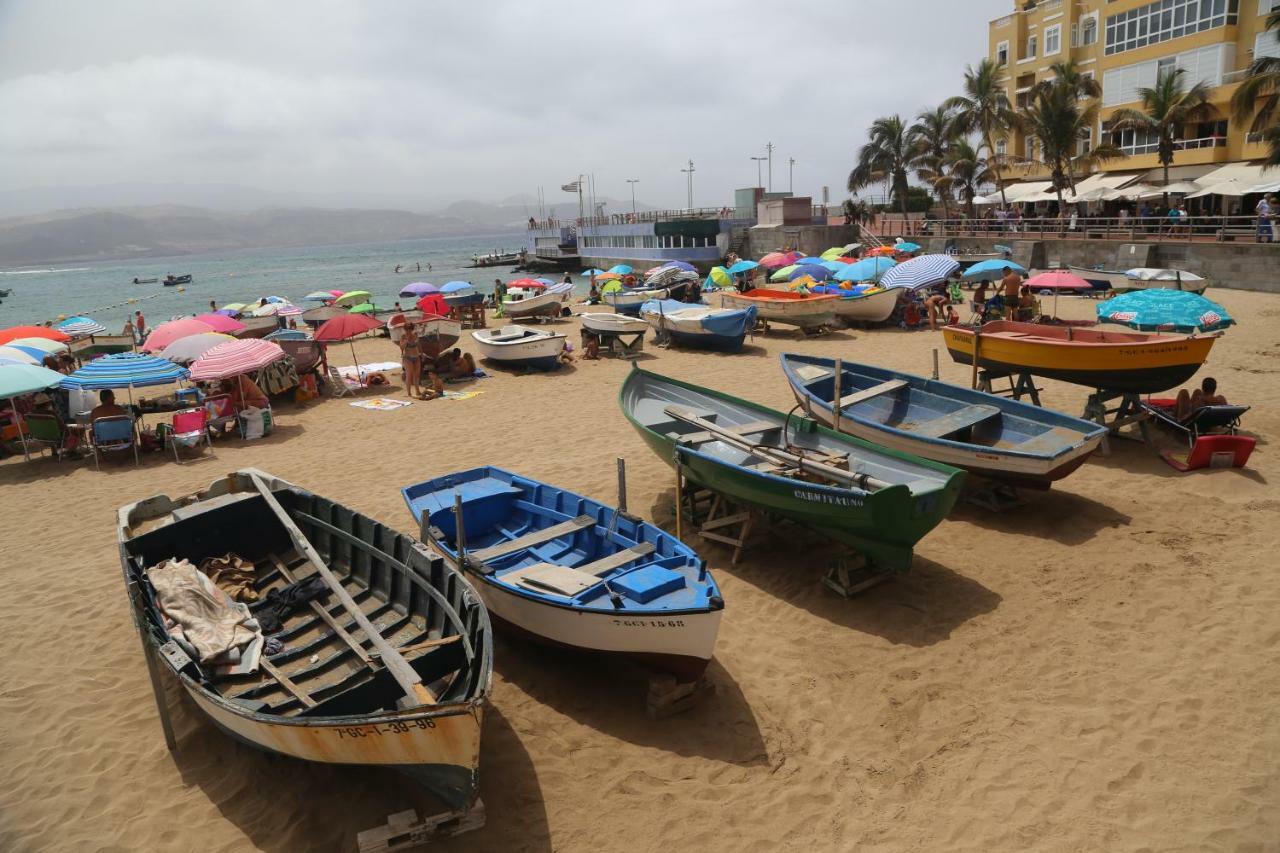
[
  {"left": 681, "top": 159, "right": 695, "bottom": 210},
  {"left": 766, "top": 141, "right": 774, "bottom": 192},
  {"left": 789, "top": 157, "right": 796, "bottom": 193},
  {"left": 626, "top": 179, "right": 639, "bottom": 217},
  {"left": 751, "top": 156, "right": 766, "bottom": 190}
]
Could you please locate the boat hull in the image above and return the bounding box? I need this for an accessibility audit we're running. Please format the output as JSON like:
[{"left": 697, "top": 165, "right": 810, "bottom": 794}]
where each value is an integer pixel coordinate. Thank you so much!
[
  {"left": 503, "top": 291, "right": 568, "bottom": 320},
  {"left": 234, "top": 317, "right": 282, "bottom": 339},
  {"left": 1067, "top": 266, "right": 1209, "bottom": 296},
  {"left": 603, "top": 288, "right": 668, "bottom": 316},
  {"left": 706, "top": 290, "right": 836, "bottom": 330},
  {"left": 942, "top": 323, "right": 1216, "bottom": 394},
  {"left": 580, "top": 313, "right": 649, "bottom": 335},
  {"left": 444, "top": 292, "right": 485, "bottom": 308},
  {"left": 829, "top": 288, "right": 898, "bottom": 323},
  {"left": 472, "top": 329, "right": 566, "bottom": 370}
]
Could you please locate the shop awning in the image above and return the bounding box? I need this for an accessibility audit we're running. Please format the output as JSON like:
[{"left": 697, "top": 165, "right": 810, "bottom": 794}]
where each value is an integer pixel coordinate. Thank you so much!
[
  {"left": 1186, "top": 163, "right": 1269, "bottom": 198},
  {"left": 1001, "top": 181, "right": 1053, "bottom": 202}
]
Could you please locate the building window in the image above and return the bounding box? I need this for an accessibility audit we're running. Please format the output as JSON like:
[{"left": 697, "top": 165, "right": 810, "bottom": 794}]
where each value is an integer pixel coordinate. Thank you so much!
[
  {"left": 1257, "top": 27, "right": 1280, "bottom": 60},
  {"left": 996, "top": 139, "right": 1008, "bottom": 158},
  {"left": 1105, "top": 0, "right": 1239, "bottom": 56},
  {"left": 1045, "top": 24, "right": 1062, "bottom": 55},
  {"left": 996, "top": 40, "right": 1009, "bottom": 64},
  {"left": 1081, "top": 13, "right": 1098, "bottom": 45},
  {"left": 1025, "top": 137, "right": 1037, "bottom": 162},
  {"left": 1106, "top": 123, "right": 1162, "bottom": 155},
  {"left": 1102, "top": 43, "right": 1234, "bottom": 106},
  {"left": 1027, "top": 34, "right": 1038, "bottom": 58},
  {"left": 1077, "top": 127, "right": 1093, "bottom": 157},
  {"left": 1262, "top": 0, "right": 1280, "bottom": 14}
]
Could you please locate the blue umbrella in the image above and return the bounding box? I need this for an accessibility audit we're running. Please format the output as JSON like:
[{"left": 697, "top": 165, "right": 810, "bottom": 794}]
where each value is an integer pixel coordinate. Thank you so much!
[
  {"left": 963, "top": 259, "right": 1027, "bottom": 280},
  {"left": 880, "top": 254, "right": 961, "bottom": 291},
  {"left": 794, "top": 257, "right": 824, "bottom": 266},
  {"left": 399, "top": 282, "right": 438, "bottom": 298},
  {"left": 819, "top": 261, "right": 846, "bottom": 272},
  {"left": 607, "top": 264, "right": 634, "bottom": 275},
  {"left": 440, "top": 281, "right": 473, "bottom": 293},
  {"left": 4, "top": 344, "right": 48, "bottom": 361},
  {"left": 894, "top": 242, "right": 922, "bottom": 253},
  {"left": 581, "top": 268, "right": 606, "bottom": 276},
  {"left": 60, "top": 352, "right": 189, "bottom": 391},
  {"left": 726, "top": 260, "right": 759, "bottom": 274},
  {"left": 663, "top": 261, "right": 697, "bottom": 272},
  {"left": 1096, "top": 290, "right": 1234, "bottom": 333},
  {"left": 57, "top": 316, "right": 107, "bottom": 337},
  {"left": 534, "top": 277, "right": 555, "bottom": 285},
  {"left": 789, "top": 265, "right": 833, "bottom": 282},
  {"left": 835, "top": 257, "right": 897, "bottom": 282}
]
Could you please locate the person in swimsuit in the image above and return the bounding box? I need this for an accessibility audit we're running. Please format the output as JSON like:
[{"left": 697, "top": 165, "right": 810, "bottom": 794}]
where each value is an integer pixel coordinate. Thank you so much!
[{"left": 399, "top": 323, "right": 423, "bottom": 398}]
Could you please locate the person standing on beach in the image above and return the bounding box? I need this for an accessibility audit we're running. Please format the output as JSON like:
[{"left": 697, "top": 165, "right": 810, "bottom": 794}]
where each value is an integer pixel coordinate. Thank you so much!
[
  {"left": 134, "top": 311, "right": 146, "bottom": 341},
  {"left": 1257, "top": 196, "right": 1274, "bottom": 243},
  {"left": 999, "top": 266, "right": 1021, "bottom": 306},
  {"left": 493, "top": 278, "right": 507, "bottom": 317},
  {"left": 399, "top": 323, "right": 423, "bottom": 398}
]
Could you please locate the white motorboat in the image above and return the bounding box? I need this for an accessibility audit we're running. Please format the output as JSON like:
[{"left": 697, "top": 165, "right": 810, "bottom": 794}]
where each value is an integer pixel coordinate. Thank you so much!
[{"left": 472, "top": 325, "right": 567, "bottom": 370}]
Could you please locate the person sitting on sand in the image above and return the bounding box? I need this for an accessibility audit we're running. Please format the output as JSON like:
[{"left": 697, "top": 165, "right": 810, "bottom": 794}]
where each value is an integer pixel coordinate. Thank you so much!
[
  {"left": 583, "top": 332, "right": 600, "bottom": 360},
  {"left": 434, "top": 348, "right": 476, "bottom": 379},
  {"left": 90, "top": 389, "right": 128, "bottom": 422},
  {"left": 1175, "top": 377, "right": 1227, "bottom": 420},
  {"left": 1016, "top": 286, "right": 1039, "bottom": 321},
  {"left": 419, "top": 365, "right": 444, "bottom": 400},
  {"left": 223, "top": 375, "right": 269, "bottom": 410}
]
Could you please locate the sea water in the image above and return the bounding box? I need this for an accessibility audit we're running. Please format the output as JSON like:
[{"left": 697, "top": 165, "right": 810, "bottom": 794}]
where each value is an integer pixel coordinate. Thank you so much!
[{"left": 0, "top": 233, "right": 575, "bottom": 327}]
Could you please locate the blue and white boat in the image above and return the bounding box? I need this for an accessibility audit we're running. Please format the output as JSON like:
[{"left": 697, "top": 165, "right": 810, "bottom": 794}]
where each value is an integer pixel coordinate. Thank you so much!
[
  {"left": 781, "top": 354, "right": 1108, "bottom": 489},
  {"left": 603, "top": 286, "right": 668, "bottom": 316},
  {"left": 471, "top": 325, "right": 566, "bottom": 370},
  {"left": 640, "top": 299, "right": 757, "bottom": 352},
  {"left": 402, "top": 467, "right": 723, "bottom": 681}
]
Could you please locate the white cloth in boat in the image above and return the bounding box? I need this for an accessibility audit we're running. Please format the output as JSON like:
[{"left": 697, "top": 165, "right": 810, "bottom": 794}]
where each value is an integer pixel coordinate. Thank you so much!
[{"left": 149, "top": 558, "right": 263, "bottom": 673}]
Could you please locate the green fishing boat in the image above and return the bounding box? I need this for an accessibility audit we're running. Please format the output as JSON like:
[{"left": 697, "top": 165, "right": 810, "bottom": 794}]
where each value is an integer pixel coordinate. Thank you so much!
[{"left": 619, "top": 366, "right": 965, "bottom": 572}]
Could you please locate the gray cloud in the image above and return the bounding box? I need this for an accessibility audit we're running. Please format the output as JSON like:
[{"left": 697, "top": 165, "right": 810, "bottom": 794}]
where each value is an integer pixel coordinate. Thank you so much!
[{"left": 0, "top": 0, "right": 1010, "bottom": 213}]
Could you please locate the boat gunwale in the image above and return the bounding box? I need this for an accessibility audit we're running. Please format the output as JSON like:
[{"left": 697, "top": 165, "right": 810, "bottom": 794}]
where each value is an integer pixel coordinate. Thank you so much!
[{"left": 943, "top": 322, "right": 1215, "bottom": 350}]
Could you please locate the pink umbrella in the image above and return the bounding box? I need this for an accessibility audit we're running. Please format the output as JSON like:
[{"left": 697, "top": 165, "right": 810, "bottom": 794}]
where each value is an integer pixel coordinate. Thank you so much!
[
  {"left": 759, "top": 252, "right": 790, "bottom": 268},
  {"left": 276, "top": 304, "right": 304, "bottom": 316},
  {"left": 327, "top": 289, "right": 344, "bottom": 297},
  {"left": 1024, "top": 271, "right": 1093, "bottom": 293},
  {"left": 141, "top": 318, "right": 217, "bottom": 353},
  {"left": 194, "top": 313, "right": 247, "bottom": 334},
  {"left": 188, "top": 339, "right": 287, "bottom": 381}
]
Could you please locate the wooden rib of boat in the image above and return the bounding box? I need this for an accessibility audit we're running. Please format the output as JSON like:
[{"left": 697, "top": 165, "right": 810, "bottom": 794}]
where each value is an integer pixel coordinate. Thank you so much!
[
  {"left": 705, "top": 288, "right": 837, "bottom": 330},
  {"left": 639, "top": 300, "right": 756, "bottom": 352},
  {"left": 942, "top": 321, "right": 1217, "bottom": 394},
  {"left": 1068, "top": 265, "right": 1210, "bottom": 296},
  {"left": 472, "top": 325, "right": 566, "bottom": 370},
  {"left": 780, "top": 354, "right": 1108, "bottom": 489},
  {"left": 401, "top": 467, "right": 724, "bottom": 681},
  {"left": 619, "top": 367, "right": 965, "bottom": 572},
  {"left": 117, "top": 469, "right": 493, "bottom": 810}
]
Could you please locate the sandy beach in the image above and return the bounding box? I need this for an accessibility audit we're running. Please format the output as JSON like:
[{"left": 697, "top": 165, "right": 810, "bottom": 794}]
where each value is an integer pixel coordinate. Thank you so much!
[{"left": 1, "top": 290, "right": 1277, "bottom": 852}]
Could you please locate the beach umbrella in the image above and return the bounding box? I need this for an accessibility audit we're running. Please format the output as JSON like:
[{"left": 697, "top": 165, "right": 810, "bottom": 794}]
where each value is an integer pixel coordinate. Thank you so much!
[
  {"left": 895, "top": 242, "right": 922, "bottom": 253},
  {"left": 581, "top": 268, "right": 606, "bottom": 276},
  {"left": 264, "top": 328, "right": 311, "bottom": 341},
  {"left": 962, "top": 259, "right": 1027, "bottom": 280},
  {"left": 607, "top": 264, "right": 634, "bottom": 275},
  {"left": 758, "top": 252, "right": 790, "bottom": 268},
  {"left": 304, "top": 291, "right": 336, "bottom": 301},
  {"left": 707, "top": 266, "right": 733, "bottom": 288},
  {"left": 327, "top": 289, "right": 344, "bottom": 297},
  {"left": 141, "top": 318, "right": 217, "bottom": 353},
  {"left": 534, "top": 277, "right": 556, "bottom": 286},
  {"left": 1024, "top": 271, "right": 1093, "bottom": 293},
  {"left": 57, "top": 316, "right": 107, "bottom": 338},
  {"left": 6, "top": 337, "right": 70, "bottom": 354},
  {"left": 221, "top": 303, "right": 247, "bottom": 313},
  {"left": 334, "top": 290, "right": 371, "bottom": 307},
  {"left": 193, "top": 313, "right": 246, "bottom": 334},
  {"left": 440, "top": 281, "right": 473, "bottom": 294},
  {"left": 787, "top": 275, "right": 823, "bottom": 291},
  {"left": 159, "top": 332, "right": 236, "bottom": 364},
  {"left": 663, "top": 261, "right": 697, "bottom": 272},
  {"left": 315, "top": 312, "right": 384, "bottom": 370},
  {"left": 0, "top": 326, "right": 71, "bottom": 346},
  {"left": 835, "top": 257, "right": 897, "bottom": 283},
  {"left": 794, "top": 257, "right": 824, "bottom": 266},
  {"left": 188, "top": 339, "right": 287, "bottom": 382},
  {"left": 399, "top": 282, "right": 438, "bottom": 298},
  {"left": 302, "top": 305, "right": 344, "bottom": 326},
  {"left": 276, "top": 304, "right": 303, "bottom": 316},
  {"left": 1097, "top": 290, "right": 1234, "bottom": 333},
  {"left": 726, "top": 260, "right": 759, "bottom": 275},
  {"left": 347, "top": 302, "right": 378, "bottom": 314},
  {"left": 820, "top": 247, "right": 847, "bottom": 261},
  {"left": 508, "top": 278, "right": 545, "bottom": 288},
  {"left": 261, "top": 295, "right": 287, "bottom": 304},
  {"left": 0, "top": 356, "right": 32, "bottom": 367},
  {"left": 4, "top": 344, "right": 50, "bottom": 361},
  {"left": 880, "top": 254, "right": 961, "bottom": 291},
  {"left": 769, "top": 264, "right": 800, "bottom": 282},
  {"left": 0, "top": 362, "right": 69, "bottom": 460},
  {"left": 869, "top": 246, "right": 899, "bottom": 257},
  {"left": 833, "top": 256, "right": 859, "bottom": 265},
  {"left": 790, "top": 265, "right": 833, "bottom": 282},
  {"left": 843, "top": 243, "right": 862, "bottom": 253},
  {"left": 251, "top": 303, "right": 283, "bottom": 317},
  {"left": 416, "top": 294, "right": 449, "bottom": 316},
  {"left": 60, "top": 352, "right": 188, "bottom": 392},
  {"left": 818, "top": 261, "right": 846, "bottom": 272},
  {"left": 600, "top": 280, "right": 624, "bottom": 294},
  {"left": 593, "top": 273, "right": 622, "bottom": 283},
  {"left": 214, "top": 308, "right": 241, "bottom": 317},
  {"left": 0, "top": 346, "right": 41, "bottom": 364}
]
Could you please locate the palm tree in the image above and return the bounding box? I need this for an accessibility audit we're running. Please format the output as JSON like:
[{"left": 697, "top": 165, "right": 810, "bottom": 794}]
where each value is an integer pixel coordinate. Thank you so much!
[
  {"left": 946, "top": 58, "right": 1018, "bottom": 208},
  {"left": 848, "top": 115, "right": 918, "bottom": 220},
  {"left": 911, "top": 105, "right": 962, "bottom": 222},
  {"left": 1040, "top": 60, "right": 1103, "bottom": 100},
  {"left": 1109, "top": 67, "right": 1215, "bottom": 205},
  {"left": 1231, "top": 10, "right": 1280, "bottom": 166},
  {"left": 946, "top": 139, "right": 995, "bottom": 218},
  {"left": 1018, "top": 77, "right": 1122, "bottom": 215}
]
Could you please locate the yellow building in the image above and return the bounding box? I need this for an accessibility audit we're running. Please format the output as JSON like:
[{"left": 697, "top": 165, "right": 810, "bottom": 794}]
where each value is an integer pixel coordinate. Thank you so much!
[{"left": 986, "top": 0, "right": 1278, "bottom": 191}]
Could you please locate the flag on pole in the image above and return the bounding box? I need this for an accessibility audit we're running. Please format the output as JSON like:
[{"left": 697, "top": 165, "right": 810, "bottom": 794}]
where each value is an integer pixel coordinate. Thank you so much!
[{"left": 561, "top": 180, "right": 581, "bottom": 192}]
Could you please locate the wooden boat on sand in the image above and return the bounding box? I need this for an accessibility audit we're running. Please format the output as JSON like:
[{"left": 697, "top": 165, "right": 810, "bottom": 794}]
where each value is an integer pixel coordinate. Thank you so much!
[
  {"left": 234, "top": 316, "right": 282, "bottom": 339},
  {"left": 942, "top": 321, "right": 1217, "bottom": 394},
  {"left": 603, "top": 287, "right": 668, "bottom": 316},
  {"left": 619, "top": 367, "right": 965, "bottom": 572},
  {"left": 813, "top": 286, "right": 899, "bottom": 323},
  {"left": 639, "top": 300, "right": 756, "bottom": 352},
  {"left": 580, "top": 312, "right": 650, "bottom": 335},
  {"left": 705, "top": 288, "right": 837, "bottom": 332},
  {"left": 780, "top": 354, "right": 1107, "bottom": 489},
  {"left": 472, "top": 325, "right": 566, "bottom": 370},
  {"left": 401, "top": 466, "right": 724, "bottom": 681},
  {"left": 1068, "top": 265, "right": 1210, "bottom": 296},
  {"left": 117, "top": 469, "right": 493, "bottom": 810}
]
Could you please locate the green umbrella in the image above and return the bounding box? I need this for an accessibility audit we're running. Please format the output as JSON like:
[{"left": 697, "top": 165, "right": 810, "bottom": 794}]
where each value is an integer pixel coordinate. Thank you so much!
[
  {"left": 820, "top": 247, "right": 846, "bottom": 261},
  {"left": 769, "top": 264, "right": 799, "bottom": 282},
  {"left": 335, "top": 290, "right": 371, "bottom": 306},
  {"left": 347, "top": 302, "right": 378, "bottom": 314},
  {"left": 0, "top": 363, "right": 66, "bottom": 461},
  {"left": 600, "top": 281, "right": 623, "bottom": 294}
]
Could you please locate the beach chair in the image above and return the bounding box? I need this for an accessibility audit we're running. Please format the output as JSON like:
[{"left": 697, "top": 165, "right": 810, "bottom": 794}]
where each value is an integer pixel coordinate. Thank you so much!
[
  {"left": 327, "top": 365, "right": 362, "bottom": 398},
  {"left": 166, "top": 407, "right": 214, "bottom": 464},
  {"left": 1142, "top": 399, "right": 1250, "bottom": 447},
  {"left": 1161, "top": 434, "right": 1256, "bottom": 472},
  {"left": 91, "top": 415, "right": 139, "bottom": 469},
  {"left": 23, "top": 413, "right": 67, "bottom": 459},
  {"left": 203, "top": 393, "right": 236, "bottom": 436}
]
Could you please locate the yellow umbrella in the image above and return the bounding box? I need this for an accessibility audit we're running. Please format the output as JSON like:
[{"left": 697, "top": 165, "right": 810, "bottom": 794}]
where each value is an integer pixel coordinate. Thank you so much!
[
  {"left": 787, "top": 275, "right": 821, "bottom": 291},
  {"left": 820, "top": 247, "right": 845, "bottom": 261},
  {"left": 708, "top": 266, "right": 732, "bottom": 288}
]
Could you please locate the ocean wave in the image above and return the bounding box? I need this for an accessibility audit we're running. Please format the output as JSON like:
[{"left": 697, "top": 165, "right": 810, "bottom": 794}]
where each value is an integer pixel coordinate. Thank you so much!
[{"left": 0, "top": 267, "right": 94, "bottom": 275}]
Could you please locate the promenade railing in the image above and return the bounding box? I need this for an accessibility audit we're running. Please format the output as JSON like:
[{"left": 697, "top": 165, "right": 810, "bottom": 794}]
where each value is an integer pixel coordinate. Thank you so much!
[{"left": 870, "top": 214, "right": 1275, "bottom": 244}]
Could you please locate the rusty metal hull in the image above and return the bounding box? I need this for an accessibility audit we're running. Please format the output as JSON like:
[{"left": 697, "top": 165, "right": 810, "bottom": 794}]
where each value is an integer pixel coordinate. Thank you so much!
[{"left": 118, "top": 469, "right": 494, "bottom": 809}]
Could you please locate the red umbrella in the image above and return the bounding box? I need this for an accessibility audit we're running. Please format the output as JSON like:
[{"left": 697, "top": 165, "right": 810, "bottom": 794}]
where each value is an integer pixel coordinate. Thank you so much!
[
  {"left": 194, "top": 313, "right": 247, "bottom": 334},
  {"left": 508, "top": 278, "right": 545, "bottom": 288},
  {"left": 1024, "top": 271, "right": 1093, "bottom": 293},
  {"left": 0, "top": 325, "right": 71, "bottom": 346},
  {"left": 141, "top": 318, "right": 217, "bottom": 353},
  {"left": 415, "top": 294, "right": 449, "bottom": 316},
  {"left": 315, "top": 312, "right": 383, "bottom": 372}
]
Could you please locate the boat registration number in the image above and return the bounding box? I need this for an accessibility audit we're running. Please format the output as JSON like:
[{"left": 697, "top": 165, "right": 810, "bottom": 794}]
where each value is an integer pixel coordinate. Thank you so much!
[
  {"left": 334, "top": 718, "right": 437, "bottom": 739},
  {"left": 793, "top": 488, "right": 862, "bottom": 507},
  {"left": 612, "top": 619, "right": 685, "bottom": 628}
]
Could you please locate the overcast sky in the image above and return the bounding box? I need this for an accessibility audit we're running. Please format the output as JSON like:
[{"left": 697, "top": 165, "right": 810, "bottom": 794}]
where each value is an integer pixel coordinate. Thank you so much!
[{"left": 0, "top": 0, "right": 1011, "bottom": 213}]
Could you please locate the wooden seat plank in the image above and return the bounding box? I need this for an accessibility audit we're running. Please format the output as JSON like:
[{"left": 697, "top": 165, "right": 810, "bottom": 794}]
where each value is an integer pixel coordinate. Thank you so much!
[
  {"left": 576, "top": 542, "right": 655, "bottom": 576},
  {"left": 837, "top": 379, "right": 907, "bottom": 409},
  {"left": 1011, "top": 426, "right": 1083, "bottom": 455},
  {"left": 912, "top": 404, "right": 1001, "bottom": 438},
  {"left": 470, "top": 514, "right": 596, "bottom": 562}
]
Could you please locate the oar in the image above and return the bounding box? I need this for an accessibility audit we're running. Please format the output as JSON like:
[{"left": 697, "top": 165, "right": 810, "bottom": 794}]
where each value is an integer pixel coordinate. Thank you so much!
[{"left": 249, "top": 473, "right": 437, "bottom": 706}]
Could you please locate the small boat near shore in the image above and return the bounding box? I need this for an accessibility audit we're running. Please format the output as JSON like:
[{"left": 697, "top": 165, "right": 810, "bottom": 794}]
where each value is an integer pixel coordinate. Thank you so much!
[
  {"left": 402, "top": 466, "right": 724, "bottom": 681},
  {"left": 780, "top": 354, "right": 1107, "bottom": 489},
  {"left": 619, "top": 367, "right": 965, "bottom": 572},
  {"left": 603, "top": 287, "right": 668, "bottom": 316},
  {"left": 705, "top": 288, "right": 837, "bottom": 332},
  {"left": 234, "top": 316, "right": 282, "bottom": 339},
  {"left": 117, "top": 469, "right": 493, "bottom": 810},
  {"left": 812, "top": 286, "right": 899, "bottom": 324},
  {"left": 502, "top": 282, "right": 571, "bottom": 321},
  {"left": 1068, "top": 265, "right": 1209, "bottom": 295},
  {"left": 163, "top": 274, "right": 193, "bottom": 286},
  {"left": 472, "top": 324, "right": 566, "bottom": 370},
  {"left": 580, "top": 312, "right": 649, "bottom": 335},
  {"left": 131, "top": 278, "right": 158, "bottom": 285},
  {"left": 942, "top": 320, "right": 1217, "bottom": 393},
  {"left": 640, "top": 299, "right": 756, "bottom": 352}
]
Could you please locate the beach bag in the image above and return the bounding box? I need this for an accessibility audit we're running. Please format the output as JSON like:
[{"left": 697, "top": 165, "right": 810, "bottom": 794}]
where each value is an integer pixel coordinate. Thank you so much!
[{"left": 238, "top": 407, "right": 266, "bottom": 440}]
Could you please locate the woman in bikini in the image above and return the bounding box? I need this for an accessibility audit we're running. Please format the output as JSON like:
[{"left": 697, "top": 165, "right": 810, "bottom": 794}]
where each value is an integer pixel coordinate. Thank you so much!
[{"left": 399, "top": 323, "right": 423, "bottom": 398}]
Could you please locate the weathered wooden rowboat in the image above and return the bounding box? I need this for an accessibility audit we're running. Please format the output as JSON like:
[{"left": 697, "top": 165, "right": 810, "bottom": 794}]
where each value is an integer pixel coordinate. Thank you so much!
[
  {"left": 639, "top": 300, "right": 756, "bottom": 352},
  {"left": 705, "top": 288, "right": 837, "bottom": 331},
  {"left": 620, "top": 367, "right": 965, "bottom": 572},
  {"left": 818, "top": 287, "right": 899, "bottom": 323},
  {"left": 603, "top": 287, "right": 669, "bottom": 316},
  {"left": 502, "top": 289, "right": 570, "bottom": 320},
  {"left": 118, "top": 469, "right": 493, "bottom": 810},
  {"left": 1067, "top": 265, "right": 1210, "bottom": 296},
  {"left": 402, "top": 466, "right": 723, "bottom": 681},
  {"left": 579, "top": 312, "right": 650, "bottom": 335},
  {"left": 233, "top": 316, "right": 283, "bottom": 339},
  {"left": 942, "top": 321, "right": 1217, "bottom": 394},
  {"left": 472, "top": 325, "right": 566, "bottom": 370},
  {"left": 780, "top": 354, "right": 1108, "bottom": 489}
]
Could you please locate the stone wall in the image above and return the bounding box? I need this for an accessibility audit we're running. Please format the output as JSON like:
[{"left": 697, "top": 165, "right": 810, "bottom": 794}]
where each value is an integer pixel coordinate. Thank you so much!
[{"left": 746, "top": 224, "right": 858, "bottom": 259}]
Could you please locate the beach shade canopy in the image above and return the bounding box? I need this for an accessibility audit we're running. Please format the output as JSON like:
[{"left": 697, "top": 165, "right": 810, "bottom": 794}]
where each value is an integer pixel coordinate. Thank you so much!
[
  {"left": 868, "top": 246, "right": 900, "bottom": 257},
  {"left": 315, "top": 312, "right": 383, "bottom": 342},
  {"left": 820, "top": 247, "right": 847, "bottom": 261},
  {"left": 264, "top": 328, "right": 311, "bottom": 341},
  {"left": 962, "top": 259, "right": 1027, "bottom": 280},
  {"left": 592, "top": 273, "right": 622, "bottom": 283},
  {"left": 6, "top": 337, "right": 70, "bottom": 354},
  {"left": 607, "top": 264, "right": 634, "bottom": 275},
  {"left": 326, "top": 289, "right": 344, "bottom": 297},
  {"left": 399, "top": 282, "right": 438, "bottom": 298},
  {"left": 60, "top": 352, "right": 189, "bottom": 390},
  {"left": 508, "top": 278, "right": 545, "bottom": 288},
  {"left": 769, "top": 264, "right": 800, "bottom": 282},
  {"left": 1024, "top": 270, "right": 1094, "bottom": 293},
  {"left": 534, "top": 277, "right": 555, "bottom": 285},
  {"left": 159, "top": 332, "right": 236, "bottom": 365},
  {"left": 1096, "top": 290, "right": 1234, "bottom": 333},
  {"left": 0, "top": 356, "right": 35, "bottom": 367},
  {"left": 895, "top": 242, "right": 922, "bottom": 253},
  {"left": 758, "top": 252, "right": 791, "bottom": 268},
  {"left": 261, "top": 295, "right": 287, "bottom": 304},
  {"left": 56, "top": 316, "right": 107, "bottom": 338},
  {"left": 251, "top": 302, "right": 284, "bottom": 317},
  {"left": 0, "top": 363, "right": 66, "bottom": 398},
  {"left": 581, "top": 268, "right": 606, "bottom": 276},
  {"left": 276, "top": 303, "right": 303, "bottom": 316},
  {"left": 214, "top": 308, "right": 241, "bottom": 317},
  {"left": 880, "top": 254, "right": 961, "bottom": 291},
  {"left": 835, "top": 256, "right": 897, "bottom": 282},
  {"left": 304, "top": 290, "right": 337, "bottom": 301},
  {"left": 188, "top": 339, "right": 287, "bottom": 381},
  {"left": 0, "top": 346, "right": 41, "bottom": 364},
  {"left": 415, "top": 294, "right": 449, "bottom": 316},
  {"left": 794, "top": 257, "right": 824, "bottom": 266},
  {"left": 193, "top": 313, "right": 246, "bottom": 333},
  {"left": 0, "top": 326, "right": 71, "bottom": 346},
  {"left": 787, "top": 275, "right": 824, "bottom": 291},
  {"left": 441, "top": 281, "right": 472, "bottom": 293},
  {"left": 141, "top": 318, "right": 217, "bottom": 353},
  {"left": 662, "top": 261, "right": 697, "bottom": 272},
  {"left": 334, "top": 290, "right": 371, "bottom": 306},
  {"left": 790, "top": 264, "right": 833, "bottom": 282},
  {"left": 726, "top": 260, "right": 759, "bottom": 274}
]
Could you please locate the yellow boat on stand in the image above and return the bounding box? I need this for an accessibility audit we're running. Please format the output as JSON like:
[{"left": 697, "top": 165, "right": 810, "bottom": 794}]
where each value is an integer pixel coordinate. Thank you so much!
[{"left": 942, "top": 321, "right": 1217, "bottom": 394}]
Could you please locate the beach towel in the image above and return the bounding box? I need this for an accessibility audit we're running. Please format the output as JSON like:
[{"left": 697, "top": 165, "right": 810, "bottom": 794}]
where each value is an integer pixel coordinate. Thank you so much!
[
  {"left": 338, "top": 361, "right": 401, "bottom": 380},
  {"left": 148, "top": 558, "right": 263, "bottom": 672},
  {"left": 442, "top": 390, "right": 484, "bottom": 402},
  {"left": 350, "top": 397, "right": 413, "bottom": 411}
]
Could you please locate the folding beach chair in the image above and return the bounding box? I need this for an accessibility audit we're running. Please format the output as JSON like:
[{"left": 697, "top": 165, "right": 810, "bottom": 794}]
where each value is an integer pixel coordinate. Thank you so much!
[
  {"left": 166, "top": 407, "right": 214, "bottom": 464},
  {"left": 91, "top": 415, "right": 139, "bottom": 469},
  {"left": 203, "top": 393, "right": 236, "bottom": 436},
  {"left": 23, "top": 413, "right": 68, "bottom": 459},
  {"left": 1141, "top": 400, "right": 1250, "bottom": 448},
  {"left": 327, "top": 365, "right": 361, "bottom": 398}
]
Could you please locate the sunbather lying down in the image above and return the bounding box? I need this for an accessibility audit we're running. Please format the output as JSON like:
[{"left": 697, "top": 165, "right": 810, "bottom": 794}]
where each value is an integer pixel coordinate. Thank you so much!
[
  {"left": 433, "top": 348, "right": 476, "bottom": 380},
  {"left": 1175, "top": 377, "right": 1227, "bottom": 420}
]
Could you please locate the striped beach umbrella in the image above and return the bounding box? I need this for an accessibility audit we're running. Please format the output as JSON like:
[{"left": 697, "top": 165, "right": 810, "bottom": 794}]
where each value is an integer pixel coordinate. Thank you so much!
[
  {"left": 6, "top": 337, "right": 70, "bottom": 354},
  {"left": 188, "top": 339, "right": 287, "bottom": 381},
  {"left": 880, "top": 254, "right": 961, "bottom": 291},
  {"left": 60, "top": 352, "right": 189, "bottom": 390},
  {"left": 0, "top": 345, "right": 42, "bottom": 364},
  {"left": 159, "top": 332, "right": 236, "bottom": 365},
  {"left": 276, "top": 303, "right": 304, "bottom": 316},
  {"left": 57, "top": 316, "right": 108, "bottom": 338}
]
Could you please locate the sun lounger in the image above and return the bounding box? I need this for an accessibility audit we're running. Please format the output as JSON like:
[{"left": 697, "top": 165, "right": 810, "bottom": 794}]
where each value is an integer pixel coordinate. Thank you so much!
[{"left": 1142, "top": 399, "right": 1250, "bottom": 447}]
